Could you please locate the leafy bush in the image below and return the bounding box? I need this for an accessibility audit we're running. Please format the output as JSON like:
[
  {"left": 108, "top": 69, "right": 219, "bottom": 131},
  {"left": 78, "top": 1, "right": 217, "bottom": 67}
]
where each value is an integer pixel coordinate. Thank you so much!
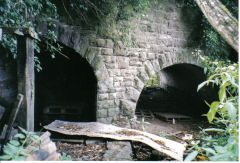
[
  {"left": 184, "top": 55, "right": 238, "bottom": 161},
  {"left": 0, "top": 127, "right": 40, "bottom": 161}
]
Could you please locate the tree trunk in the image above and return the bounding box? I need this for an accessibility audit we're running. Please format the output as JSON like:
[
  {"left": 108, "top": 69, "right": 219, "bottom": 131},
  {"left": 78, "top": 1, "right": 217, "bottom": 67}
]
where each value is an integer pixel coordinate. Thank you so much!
[{"left": 195, "top": 0, "right": 238, "bottom": 52}]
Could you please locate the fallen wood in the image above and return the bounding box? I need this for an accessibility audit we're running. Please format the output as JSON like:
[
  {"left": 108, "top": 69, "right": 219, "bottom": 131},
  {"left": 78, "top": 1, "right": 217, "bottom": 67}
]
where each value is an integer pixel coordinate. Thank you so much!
[{"left": 44, "top": 120, "right": 185, "bottom": 161}]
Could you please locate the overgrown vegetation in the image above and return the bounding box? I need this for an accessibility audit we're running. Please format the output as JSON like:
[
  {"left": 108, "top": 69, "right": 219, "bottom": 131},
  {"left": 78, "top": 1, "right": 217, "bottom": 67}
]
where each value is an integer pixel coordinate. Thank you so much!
[
  {"left": 0, "top": 127, "right": 72, "bottom": 161},
  {"left": 0, "top": 127, "right": 40, "bottom": 161},
  {"left": 183, "top": 0, "right": 238, "bottom": 61},
  {"left": 145, "top": 74, "right": 160, "bottom": 87},
  {"left": 184, "top": 55, "right": 238, "bottom": 161},
  {"left": 183, "top": 0, "right": 238, "bottom": 161},
  {"left": 0, "top": 0, "right": 150, "bottom": 70}
]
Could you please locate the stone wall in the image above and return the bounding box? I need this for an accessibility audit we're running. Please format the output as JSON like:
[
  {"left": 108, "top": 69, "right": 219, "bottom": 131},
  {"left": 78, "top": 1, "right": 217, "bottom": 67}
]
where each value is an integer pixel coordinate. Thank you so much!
[{"left": 37, "top": 0, "right": 202, "bottom": 124}]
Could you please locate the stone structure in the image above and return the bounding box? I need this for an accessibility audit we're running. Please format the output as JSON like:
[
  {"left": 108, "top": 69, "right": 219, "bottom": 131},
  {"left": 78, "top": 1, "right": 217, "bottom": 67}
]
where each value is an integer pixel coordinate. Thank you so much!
[
  {"left": 36, "top": 0, "right": 201, "bottom": 124},
  {"left": 1, "top": 0, "right": 202, "bottom": 125}
]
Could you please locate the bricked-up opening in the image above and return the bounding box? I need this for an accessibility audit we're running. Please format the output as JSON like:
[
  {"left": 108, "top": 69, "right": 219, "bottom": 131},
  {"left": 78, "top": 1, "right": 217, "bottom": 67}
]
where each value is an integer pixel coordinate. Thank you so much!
[
  {"left": 136, "top": 64, "right": 217, "bottom": 118},
  {"left": 35, "top": 46, "right": 97, "bottom": 130}
]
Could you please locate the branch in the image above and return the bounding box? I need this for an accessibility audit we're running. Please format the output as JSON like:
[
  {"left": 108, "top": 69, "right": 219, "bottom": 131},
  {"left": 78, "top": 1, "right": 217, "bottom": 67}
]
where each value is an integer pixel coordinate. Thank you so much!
[{"left": 195, "top": 0, "right": 238, "bottom": 52}]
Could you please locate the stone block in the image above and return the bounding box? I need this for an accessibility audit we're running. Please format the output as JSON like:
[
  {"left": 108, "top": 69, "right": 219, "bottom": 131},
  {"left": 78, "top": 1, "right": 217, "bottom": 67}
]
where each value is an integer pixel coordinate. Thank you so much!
[
  {"left": 102, "top": 141, "right": 132, "bottom": 161},
  {"left": 96, "top": 109, "right": 108, "bottom": 118},
  {"left": 152, "top": 59, "right": 161, "bottom": 73},
  {"left": 116, "top": 92, "right": 124, "bottom": 99},
  {"left": 123, "top": 81, "right": 133, "bottom": 87},
  {"left": 102, "top": 48, "right": 113, "bottom": 55},
  {"left": 139, "top": 52, "right": 147, "bottom": 62},
  {"left": 98, "top": 100, "right": 115, "bottom": 109},
  {"left": 105, "top": 63, "right": 117, "bottom": 69},
  {"left": 127, "top": 52, "right": 139, "bottom": 57},
  {"left": 103, "top": 56, "right": 116, "bottom": 63},
  {"left": 144, "top": 60, "right": 156, "bottom": 77},
  {"left": 109, "top": 93, "right": 117, "bottom": 99},
  {"left": 117, "top": 57, "right": 129, "bottom": 69},
  {"left": 106, "top": 39, "right": 114, "bottom": 48},
  {"left": 129, "top": 61, "right": 142, "bottom": 67},
  {"left": 114, "top": 48, "right": 126, "bottom": 56},
  {"left": 113, "top": 77, "right": 123, "bottom": 82},
  {"left": 98, "top": 93, "right": 109, "bottom": 101},
  {"left": 147, "top": 53, "right": 156, "bottom": 60},
  {"left": 108, "top": 108, "right": 118, "bottom": 117},
  {"left": 133, "top": 77, "right": 144, "bottom": 91},
  {"left": 85, "top": 47, "right": 100, "bottom": 64},
  {"left": 120, "top": 69, "right": 133, "bottom": 76},
  {"left": 137, "top": 67, "right": 149, "bottom": 83},
  {"left": 108, "top": 69, "right": 121, "bottom": 77},
  {"left": 125, "top": 87, "right": 140, "bottom": 102},
  {"left": 115, "top": 87, "right": 125, "bottom": 92},
  {"left": 114, "top": 99, "right": 120, "bottom": 106},
  {"left": 97, "top": 117, "right": 112, "bottom": 124},
  {"left": 113, "top": 82, "right": 121, "bottom": 87},
  {"left": 96, "top": 39, "right": 106, "bottom": 47},
  {"left": 129, "top": 57, "right": 139, "bottom": 62},
  {"left": 120, "top": 99, "right": 136, "bottom": 118},
  {"left": 95, "top": 64, "right": 109, "bottom": 81}
]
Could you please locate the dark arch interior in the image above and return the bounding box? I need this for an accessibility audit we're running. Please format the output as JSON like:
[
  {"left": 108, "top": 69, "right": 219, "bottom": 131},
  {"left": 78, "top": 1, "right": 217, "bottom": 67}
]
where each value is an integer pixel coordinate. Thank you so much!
[
  {"left": 35, "top": 45, "right": 97, "bottom": 130},
  {"left": 136, "top": 64, "right": 218, "bottom": 118}
]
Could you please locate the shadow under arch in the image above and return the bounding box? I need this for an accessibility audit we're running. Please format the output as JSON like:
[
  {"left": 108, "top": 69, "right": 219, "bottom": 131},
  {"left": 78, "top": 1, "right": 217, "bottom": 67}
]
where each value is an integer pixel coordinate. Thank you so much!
[
  {"left": 136, "top": 63, "right": 217, "bottom": 118},
  {"left": 34, "top": 44, "right": 97, "bottom": 130}
]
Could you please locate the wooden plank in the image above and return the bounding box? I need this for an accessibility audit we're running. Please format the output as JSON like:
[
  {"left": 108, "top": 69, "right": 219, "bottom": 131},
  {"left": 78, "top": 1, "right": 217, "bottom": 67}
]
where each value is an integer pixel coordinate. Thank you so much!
[
  {"left": 0, "top": 27, "right": 38, "bottom": 39},
  {"left": 52, "top": 138, "right": 85, "bottom": 143},
  {"left": 44, "top": 120, "right": 185, "bottom": 161},
  {"left": 16, "top": 36, "right": 35, "bottom": 131},
  {"left": 155, "top": 112, "right": 192, "bottom": 122},
  {"left": 2, "top": 94, "right": 24, "bottom": 147}
]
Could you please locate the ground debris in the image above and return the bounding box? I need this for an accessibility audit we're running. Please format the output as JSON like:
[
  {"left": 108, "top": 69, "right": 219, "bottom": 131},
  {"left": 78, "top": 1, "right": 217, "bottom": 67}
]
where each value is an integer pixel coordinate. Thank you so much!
[{"left": 56, "top": 141, "right": 106, "bottom": 161}]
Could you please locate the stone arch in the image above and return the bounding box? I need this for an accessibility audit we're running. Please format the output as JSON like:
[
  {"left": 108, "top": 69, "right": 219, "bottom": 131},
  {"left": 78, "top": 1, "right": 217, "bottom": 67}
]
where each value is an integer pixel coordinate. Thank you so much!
[
  {"left": 38, "top": 21, "right": 115, "bottom": 123},
  {"left": 130, "top": 53, "right": 202, "bottom": 119},
  {"left": 134, "top": 61, "right": 210, "bottom": 118}
]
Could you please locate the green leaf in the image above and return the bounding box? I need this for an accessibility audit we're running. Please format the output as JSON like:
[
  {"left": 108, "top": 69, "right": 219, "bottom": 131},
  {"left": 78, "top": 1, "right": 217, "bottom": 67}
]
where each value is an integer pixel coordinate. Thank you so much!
[
  {"left": 29, "top": 145, "right": 39, "bottom": 151},
  {"left": 18, "top": 126, "right": 28, "bottom": 134},
  {"left": 224, "top": 102, "right": 236, "bottom": 120},
  {"left": 219, "top": 86, "right": 226, "bottom": 102},
  {"left": 214, "top": 146, "right": 227, "bottom": 154},
  {"left": 202, "top": 147, "right": 216, "bottom": 155},
  {"left": 206, "top": 101, "right": 220, "bottom": 123},
  {"left": 14, "top": 133, "right": 25, "bottom": 139},
  {"left": 184, "top": 150, "right": 198, "bottom": 161},
  {"left": 0, "top": 155, "right": 12, "bottom": 160},
  {"left": 3, "top": 146, "right": 14, "bottom": 155},
  {"left": 15, "top": 156, "right": 26, "bottom": 161},
  {"left": 9, "top": 140, "right": 20, "bottom": 146},
  {"left": 197, "top": 81, "right": 208, "bottom": 91}
]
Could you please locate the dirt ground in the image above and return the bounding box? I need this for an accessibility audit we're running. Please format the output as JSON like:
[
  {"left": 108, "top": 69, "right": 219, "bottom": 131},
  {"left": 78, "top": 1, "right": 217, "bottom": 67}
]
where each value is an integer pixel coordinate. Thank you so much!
[{"left": 132, "top": 117, "right": 205, "bottom": 142}]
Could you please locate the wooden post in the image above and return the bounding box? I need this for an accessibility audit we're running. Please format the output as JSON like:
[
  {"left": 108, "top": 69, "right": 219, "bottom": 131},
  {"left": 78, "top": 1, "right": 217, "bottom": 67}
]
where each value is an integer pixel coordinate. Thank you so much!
[{"left": 16, "top": 36, "right": 35, "bottom": 131}]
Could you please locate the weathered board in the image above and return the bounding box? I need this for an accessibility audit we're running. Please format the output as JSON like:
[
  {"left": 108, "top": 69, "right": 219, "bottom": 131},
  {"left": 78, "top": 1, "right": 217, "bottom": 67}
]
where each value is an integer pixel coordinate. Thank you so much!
[
  {"left": 44, "top": 120, "right": 185, "bottom": 161},
  {"left": 155, "top": 112, "right": 192, "bottom": 122}
]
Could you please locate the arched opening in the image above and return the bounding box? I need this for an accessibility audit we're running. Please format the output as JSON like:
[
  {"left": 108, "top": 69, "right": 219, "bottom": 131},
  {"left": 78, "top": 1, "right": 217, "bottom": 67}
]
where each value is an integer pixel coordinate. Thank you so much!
[
  {"left": 34, "top": 45, "right": 97, "bottom": 130},
  {"left": 136, "top": 63, "right": 217, "bottom": 119}
]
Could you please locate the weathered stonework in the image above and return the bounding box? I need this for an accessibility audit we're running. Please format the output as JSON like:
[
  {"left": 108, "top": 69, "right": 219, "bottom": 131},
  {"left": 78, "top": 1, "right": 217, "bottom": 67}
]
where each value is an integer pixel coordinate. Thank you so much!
[{"left": 36, "top": 0, "right": 202, "bottom": 124}]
